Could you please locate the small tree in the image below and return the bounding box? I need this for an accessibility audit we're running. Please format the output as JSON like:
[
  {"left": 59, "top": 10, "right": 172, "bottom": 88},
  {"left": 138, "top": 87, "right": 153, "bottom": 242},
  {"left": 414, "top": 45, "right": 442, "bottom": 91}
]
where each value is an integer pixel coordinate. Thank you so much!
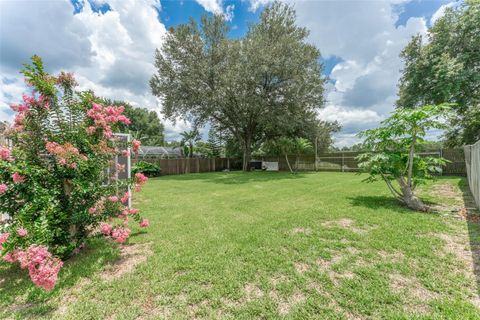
[
  {"left": 275, "top": 137, "right": 295, "bottom": 173},
  {"left": 357, "top": 104, "right": 450, "bottom": 211},
  {"left": 0, "top": 56, "right": 149, "bottom": 291},
  {"left": 180, "top": 129, "right": 201, "bottom": 158},
  {"left": 292, "top": 138, "right": 313, "bottom": 172}
]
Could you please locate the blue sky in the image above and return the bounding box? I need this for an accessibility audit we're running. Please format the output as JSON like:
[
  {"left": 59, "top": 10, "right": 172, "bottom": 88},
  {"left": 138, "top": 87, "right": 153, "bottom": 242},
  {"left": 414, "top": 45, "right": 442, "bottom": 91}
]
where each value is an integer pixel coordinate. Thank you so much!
[{"left": 0, "top": 0, "right": 456, "bottom": 146}]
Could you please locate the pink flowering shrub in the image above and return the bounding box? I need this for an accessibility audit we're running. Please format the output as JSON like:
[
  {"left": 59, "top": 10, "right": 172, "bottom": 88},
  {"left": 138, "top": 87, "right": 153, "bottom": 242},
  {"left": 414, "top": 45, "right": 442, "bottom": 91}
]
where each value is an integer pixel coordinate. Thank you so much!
[{"left": 0, "top": 56, "right": 149, "bottom": 291}]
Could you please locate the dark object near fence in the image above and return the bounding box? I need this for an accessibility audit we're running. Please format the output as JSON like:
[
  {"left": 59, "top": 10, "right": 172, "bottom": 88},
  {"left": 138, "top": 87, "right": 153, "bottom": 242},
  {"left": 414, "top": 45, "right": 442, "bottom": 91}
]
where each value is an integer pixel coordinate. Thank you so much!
[
  {"left": 249, "top": 161, "right": 262, "bottom": 170},
  {"left": 132, "top": 161, "right": 161, "bottom": 177}
]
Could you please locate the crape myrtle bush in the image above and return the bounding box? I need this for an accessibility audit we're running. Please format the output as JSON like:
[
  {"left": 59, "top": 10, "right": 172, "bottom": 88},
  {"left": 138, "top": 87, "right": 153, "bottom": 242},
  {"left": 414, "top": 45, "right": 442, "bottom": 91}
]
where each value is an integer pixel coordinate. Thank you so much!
[{"left": 0, "top": 56, "right": 149, "bottom": 291}]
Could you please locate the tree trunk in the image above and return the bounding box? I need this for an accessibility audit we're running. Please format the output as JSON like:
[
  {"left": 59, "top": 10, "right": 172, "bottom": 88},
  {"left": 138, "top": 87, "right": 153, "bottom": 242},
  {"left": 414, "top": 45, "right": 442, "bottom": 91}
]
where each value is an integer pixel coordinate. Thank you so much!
[
  {"left": 242, "top": 137, "right": 252, "bottom": 171},
  {"left": 407, "top": 132, "right": 416, "bottom": 188},
  {"left": 397, "top": 177, "right": 428, "bottom": 211},
  {"left": 242, "top": 145, "right": 251, "bottom": 171},
  {"left": 285, "top": 154, "right": 293, "bottom": 173}
]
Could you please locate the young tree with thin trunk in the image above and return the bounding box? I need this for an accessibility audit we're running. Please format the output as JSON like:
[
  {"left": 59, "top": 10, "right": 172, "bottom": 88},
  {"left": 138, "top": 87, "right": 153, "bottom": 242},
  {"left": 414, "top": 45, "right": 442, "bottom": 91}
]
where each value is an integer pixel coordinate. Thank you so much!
[{"left": 357, "top": 104, "right": 450, "bottom": 211}]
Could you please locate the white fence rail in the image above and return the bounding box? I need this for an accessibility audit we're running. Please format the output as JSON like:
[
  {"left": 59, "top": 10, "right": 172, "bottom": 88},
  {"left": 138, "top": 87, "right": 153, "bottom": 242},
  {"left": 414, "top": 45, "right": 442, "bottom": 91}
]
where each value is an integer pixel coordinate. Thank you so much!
[{"left": 464, "top": 140, "right": 480, "bottom": 209}]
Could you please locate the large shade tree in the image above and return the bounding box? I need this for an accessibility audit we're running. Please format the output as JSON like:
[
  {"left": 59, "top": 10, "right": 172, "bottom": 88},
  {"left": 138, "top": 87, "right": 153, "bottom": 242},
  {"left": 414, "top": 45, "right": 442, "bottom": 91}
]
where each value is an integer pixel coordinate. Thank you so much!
[
  {"left": 397, "top": 0, "right": 480, "bottom": 146},
  {"left": 150, "top": 1, "right": 326, "bottom": 170}
]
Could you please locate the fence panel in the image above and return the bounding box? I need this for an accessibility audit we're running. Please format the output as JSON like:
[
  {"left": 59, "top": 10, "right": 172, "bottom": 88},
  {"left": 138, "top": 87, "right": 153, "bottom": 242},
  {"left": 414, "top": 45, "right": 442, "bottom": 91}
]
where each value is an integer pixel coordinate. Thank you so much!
[
  {"left": 261, "top": 149, "right": 465, "bottom": 175},
  {"left": 465, "top": 141, "right": 480, "bottom": 209},
  {"left": 132, "top": 157, "right": 234, "bottom": 176}
]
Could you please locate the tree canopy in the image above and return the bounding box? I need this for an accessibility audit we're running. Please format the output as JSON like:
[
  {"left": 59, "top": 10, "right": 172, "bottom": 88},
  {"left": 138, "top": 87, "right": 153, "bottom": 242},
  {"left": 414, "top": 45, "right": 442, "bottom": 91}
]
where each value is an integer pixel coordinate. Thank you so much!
[
  {"left": 397, "top": 0, "right": 480, "bottom": 146},
  {"left": 151, "top": 1, "right": 327, "bottom": 170}
]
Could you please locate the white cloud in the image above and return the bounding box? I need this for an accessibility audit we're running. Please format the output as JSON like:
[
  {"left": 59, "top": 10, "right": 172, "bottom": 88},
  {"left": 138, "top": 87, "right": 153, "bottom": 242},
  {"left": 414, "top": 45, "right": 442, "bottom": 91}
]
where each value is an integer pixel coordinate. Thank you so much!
[
  {"left": 247, "top": 0, "right": 272, "bottom": 12},
  {"left": 0, "top": 0, "right": 190, "bottom": 141},
  {"left": 289, "top": 0, "right": 429, "bottom": 147},
  {"left": 195, "top": 0, "right": 235, "bottom": 21},
  {"left": 430, "top": 2, "right": 455, "bottom": 25}
]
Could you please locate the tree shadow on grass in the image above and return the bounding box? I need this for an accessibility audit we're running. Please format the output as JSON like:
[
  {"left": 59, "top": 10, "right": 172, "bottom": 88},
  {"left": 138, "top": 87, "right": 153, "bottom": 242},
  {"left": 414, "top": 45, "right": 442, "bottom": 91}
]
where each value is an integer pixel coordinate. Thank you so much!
[
  {"left": 347, "top": 195, "right": 409, "bottom": 212},
  {"left": 153, "top": 171, "right": 308, "bottom": 185},
  {"left": 0, "top": 237, "right": 120, "bottom": 318},
  {"left": 457, "top": 178, "right": 480, "bottom": 295}
]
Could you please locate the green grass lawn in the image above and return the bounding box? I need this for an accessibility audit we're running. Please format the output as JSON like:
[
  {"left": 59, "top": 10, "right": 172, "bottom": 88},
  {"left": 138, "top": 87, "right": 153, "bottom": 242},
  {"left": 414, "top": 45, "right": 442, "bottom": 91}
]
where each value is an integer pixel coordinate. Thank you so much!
[{"left": 1, "top": 172, "right": 480, "bottom": 319}]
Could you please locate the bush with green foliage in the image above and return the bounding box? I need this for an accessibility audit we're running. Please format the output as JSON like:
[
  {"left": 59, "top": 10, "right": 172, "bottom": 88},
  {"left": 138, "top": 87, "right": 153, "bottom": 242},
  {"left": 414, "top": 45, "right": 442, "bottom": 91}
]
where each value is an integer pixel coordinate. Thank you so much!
[
  {"left": 132, "top": 161, "right": 161, "bottom": 177},
  {"left": 0, "top": 56, "right": 149, "bottom": 291}
]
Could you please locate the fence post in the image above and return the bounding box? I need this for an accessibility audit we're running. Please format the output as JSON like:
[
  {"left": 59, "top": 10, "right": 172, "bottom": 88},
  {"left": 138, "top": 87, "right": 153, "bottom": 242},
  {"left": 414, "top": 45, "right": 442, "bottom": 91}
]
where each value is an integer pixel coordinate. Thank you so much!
[
  {"left": 314, "top": 137, "right": 318, "bottom": 171},
  {"left": 440, "top": 148, "right": 443, "bottom": 176},
  {"left": 342, "top": 153, "right": 345, "bottom": 173},
  {"left": 197, "top": 158, "right": 200, "bottom": 173}
]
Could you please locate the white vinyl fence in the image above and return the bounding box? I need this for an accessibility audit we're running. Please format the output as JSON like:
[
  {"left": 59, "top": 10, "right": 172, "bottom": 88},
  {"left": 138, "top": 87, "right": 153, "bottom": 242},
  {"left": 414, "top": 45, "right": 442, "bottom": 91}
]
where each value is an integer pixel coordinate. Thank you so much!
[{"left": 464, "top": 140, "right": 480, "bottom": 209}]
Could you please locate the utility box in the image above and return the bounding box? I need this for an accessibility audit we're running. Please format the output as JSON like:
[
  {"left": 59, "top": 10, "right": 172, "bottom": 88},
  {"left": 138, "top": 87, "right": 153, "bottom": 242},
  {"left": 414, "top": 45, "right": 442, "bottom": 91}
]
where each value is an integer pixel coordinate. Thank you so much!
[{"left": 262, "top": 161, "right": 279, "bottom": 171}]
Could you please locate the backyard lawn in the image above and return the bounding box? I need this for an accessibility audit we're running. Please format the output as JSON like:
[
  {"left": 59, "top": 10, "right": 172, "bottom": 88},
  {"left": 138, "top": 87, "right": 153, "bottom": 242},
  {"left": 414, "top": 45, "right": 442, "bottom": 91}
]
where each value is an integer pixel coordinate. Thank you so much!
[{"left": 1, "top": 172, "right": 480, "bottom": 319}]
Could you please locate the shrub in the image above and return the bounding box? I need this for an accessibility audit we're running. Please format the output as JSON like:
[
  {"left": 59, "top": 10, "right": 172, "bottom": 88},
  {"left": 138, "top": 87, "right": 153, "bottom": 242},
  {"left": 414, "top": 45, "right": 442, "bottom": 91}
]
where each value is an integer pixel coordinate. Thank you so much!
[
  {"left": 0, "top": 56, "right": 149, "bottom": 291},
  {"left": 132, "top": 161, "right": 161, "bottom": 177}
]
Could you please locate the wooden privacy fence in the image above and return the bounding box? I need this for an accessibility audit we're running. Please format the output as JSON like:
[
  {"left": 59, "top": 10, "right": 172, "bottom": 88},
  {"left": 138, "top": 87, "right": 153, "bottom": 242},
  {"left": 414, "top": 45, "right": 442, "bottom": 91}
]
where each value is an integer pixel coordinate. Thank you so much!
[
  {"left": 464, "top": 141, "right": 480, "bottom": 209},
  {"left": 132, "top": 157, "right": 235, "bottom": 176},
  {"left": 260, "top": 148, "right": 467, "bottom": 175}
]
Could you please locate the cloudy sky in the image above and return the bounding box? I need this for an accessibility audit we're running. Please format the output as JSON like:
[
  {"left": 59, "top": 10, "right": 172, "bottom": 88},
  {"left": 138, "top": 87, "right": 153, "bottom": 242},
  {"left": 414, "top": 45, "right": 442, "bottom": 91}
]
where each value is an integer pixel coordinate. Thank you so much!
[{"left": 0, "top": 0, "right": 453, "bottom": 146}]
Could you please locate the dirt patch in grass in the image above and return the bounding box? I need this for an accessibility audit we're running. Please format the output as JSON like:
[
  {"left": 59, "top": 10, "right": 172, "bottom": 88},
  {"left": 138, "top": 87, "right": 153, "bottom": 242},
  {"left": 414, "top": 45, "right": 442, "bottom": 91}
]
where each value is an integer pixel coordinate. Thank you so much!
[
  {"left": 294, "top": 262, "right": 310, "bottom": 274},
  {"left": 377, "top": 250, "right": 405, "bottom": 261},
  {"left": 102, "top": 242, "right": 153, "bottom": 280},
  {"left": 316, "top": 254, "right": 355, "bottom": 284},
  {"left": 431, "top": 183, "right": 463, "bottom": 203},
  {"left": 244, "top": 283, "right": 264, "bottom": 300},
  {"left": 435, "top": 233, "right": 476, "bottom": 274},
  {"left": 268, "top": 278, "right": 305, "bottom": 316},
  {"left": 138, "top": 297, "right": 171, "bottom": 320},
  {"left": 276, "top": 290, "right": 306, "bottom": 315},
  {"left": 390, "top": 273, "right": 439, "bottom": 313},
  {"left": 321, "top": 218, "right": 376, "bottom": 234},
  {"left": 54, "top": 277, "right": 92, "bottom": 316},
  {"left": 429, "top": 183, "right": 479, "bottom": 219},
  {"left": 290, "top": 227, "right": 312, "bottom": 235}
]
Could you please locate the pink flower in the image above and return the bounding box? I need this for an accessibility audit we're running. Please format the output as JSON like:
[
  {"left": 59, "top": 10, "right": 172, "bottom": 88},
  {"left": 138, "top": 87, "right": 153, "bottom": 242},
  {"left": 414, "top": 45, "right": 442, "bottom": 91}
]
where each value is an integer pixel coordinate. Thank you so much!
[
  {"left": 134, "top": 172, "right": 148, "bottom": 192},
  {"left": 117, "top": 115, "right": 131, "bottom": 125},
  {"left": 132, "top": 139, "right": 141, "bottom": 154},
  {"left": 139, "top": 219, "right": 149, "bottom": 228},
  {"left": 108, "top": 195, "right": 119, "bottom": 202},
  {"left": 0, "top": 147, "right": 13, "bottom": 161},
  {"left": 5, "top": 245, "right": 63, "bottom": 291},
  {"left": 88, "top": 207, "right": 97, "bottom": 214},
  {"left": 0, "top": 183, "right": 8, "bottom": 194},
  {"left": 129, "top": 208, "right": 139, "bottom": 215},
  {"left": 12, "top": 172, "right": 25, "bottom": 183},
  {"left": 116, "top": 163, "right": 125, "bottom": 173},
  {"left": 100, "top": 223, "right": 113, "bottom": 235},
  {"left": 25, "top": 246, "right": 63, "bottom": 291},
  {"left": 17, "top": 228, "right": 28, "bottom": 237},
  {"left": 121, "top": 149, "right": 130, "bottom": 157},
  {"left": 3, "top": 252, "right": 16, "bottom": 263},
  {"left": 86, "top": 126, "right": 96, "bottom": 134},
  {"left": 111, "top": 227, "right": 131, "bottom": 243},
  {"left": 0, "top": 232, "right": 9, "bottom": 250},
  {"left": 120, "top": 191, "right": 129, "bottom": 203},
  {"left": 135, "top": 172, "right": 148, "bottom": 185}
]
